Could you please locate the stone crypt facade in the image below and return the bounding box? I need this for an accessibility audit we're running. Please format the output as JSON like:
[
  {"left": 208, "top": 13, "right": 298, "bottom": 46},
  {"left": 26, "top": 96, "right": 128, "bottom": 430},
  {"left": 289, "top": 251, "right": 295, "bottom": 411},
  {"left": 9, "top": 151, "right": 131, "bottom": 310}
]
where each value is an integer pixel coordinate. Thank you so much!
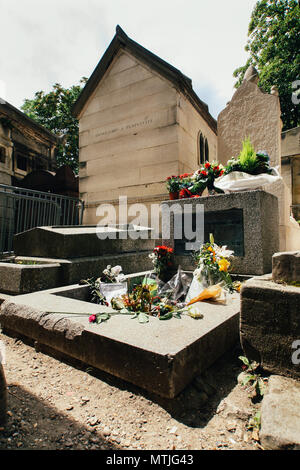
[
  {"left": 73, "top": 26, "right": 217, "bottom": 225},
  {"left": 0, "top": 100, "right": 60, "bottom": 186}
]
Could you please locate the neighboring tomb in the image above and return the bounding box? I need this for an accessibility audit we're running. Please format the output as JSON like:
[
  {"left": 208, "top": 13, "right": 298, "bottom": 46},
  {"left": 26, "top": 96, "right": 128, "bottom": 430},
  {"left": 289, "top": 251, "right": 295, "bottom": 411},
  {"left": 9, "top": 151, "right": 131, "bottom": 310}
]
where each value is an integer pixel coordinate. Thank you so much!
[
  {"left": 161, "top": 190, "right": 279, "bottom": 276},
  {"left": 218, "top": 66, "right": 281, "bottom": 169},
  {"left": 240, "top": 251, "right": 300, "bottom": 379},
  {"left": 217, "top": 66, "right": 300, "bottom": 252},
  {"left": 0, "top": 100, "right": 60, "bottom": 185},
  {"left": 0, "top": 225, "right": 154, "bottom": 294}
]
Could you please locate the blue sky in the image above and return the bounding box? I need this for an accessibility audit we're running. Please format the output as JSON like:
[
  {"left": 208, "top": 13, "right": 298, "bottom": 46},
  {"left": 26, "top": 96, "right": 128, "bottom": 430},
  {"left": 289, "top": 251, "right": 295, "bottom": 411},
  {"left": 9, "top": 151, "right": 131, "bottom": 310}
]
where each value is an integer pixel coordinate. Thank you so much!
[{"left": 0, "top": 0, "right": 258, "bottom": 119}]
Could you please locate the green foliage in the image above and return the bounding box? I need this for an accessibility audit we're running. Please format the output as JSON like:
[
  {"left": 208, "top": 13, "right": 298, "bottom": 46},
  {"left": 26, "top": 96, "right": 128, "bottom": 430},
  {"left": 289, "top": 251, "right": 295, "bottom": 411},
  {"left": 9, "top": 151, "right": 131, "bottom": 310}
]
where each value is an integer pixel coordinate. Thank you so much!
[
  {"left": 239, "top": 356, "right": 267, "bottom": 399},
  {"left": 21, "top": 78, "right": 88, "bottom": 173},
  {"left": 247, "top": 411, "right": 261, "bottom": 432},
  {"left": 225, "top": 138, "right": 271, "bottom": 175},
  {"left": 233, "top": 0, "right": 300, "bottom": 130},
  {"left": 238, "top": 137, "right": 257, "bottom": 171}
]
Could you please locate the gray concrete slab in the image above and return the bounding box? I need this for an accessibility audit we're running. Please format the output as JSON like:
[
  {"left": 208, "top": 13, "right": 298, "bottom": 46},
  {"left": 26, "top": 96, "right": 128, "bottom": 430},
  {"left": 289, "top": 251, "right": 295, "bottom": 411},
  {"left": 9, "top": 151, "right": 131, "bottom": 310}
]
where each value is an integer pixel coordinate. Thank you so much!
[{"left": 0, "top": 288, "right": 240, "bottom": 398}]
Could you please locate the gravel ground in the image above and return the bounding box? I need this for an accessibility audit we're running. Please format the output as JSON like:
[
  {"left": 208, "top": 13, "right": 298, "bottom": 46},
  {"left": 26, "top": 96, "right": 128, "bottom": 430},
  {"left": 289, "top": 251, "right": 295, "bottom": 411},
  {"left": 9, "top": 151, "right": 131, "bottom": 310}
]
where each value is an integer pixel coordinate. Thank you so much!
[{"left": 0, "top": 332, "right": 262, "bottom": 451}]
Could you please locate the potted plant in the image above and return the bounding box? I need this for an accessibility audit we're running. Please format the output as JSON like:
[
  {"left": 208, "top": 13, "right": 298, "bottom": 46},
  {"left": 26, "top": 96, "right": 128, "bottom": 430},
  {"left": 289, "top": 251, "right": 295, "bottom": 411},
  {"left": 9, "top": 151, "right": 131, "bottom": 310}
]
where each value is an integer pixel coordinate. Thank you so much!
[
  {"left": 225, "top": 138, "right": 271, "bottom": 176},
  {"left": 166, "top": 175, "right": 180, "bottom": 200}
]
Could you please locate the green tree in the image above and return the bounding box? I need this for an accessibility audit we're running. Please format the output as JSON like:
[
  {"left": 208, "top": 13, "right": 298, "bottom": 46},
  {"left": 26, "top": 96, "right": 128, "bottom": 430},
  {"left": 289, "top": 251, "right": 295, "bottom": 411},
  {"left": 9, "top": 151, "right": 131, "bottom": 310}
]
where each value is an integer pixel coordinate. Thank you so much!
[
  {"left": 22, "top": 78, "right": 87, "bottom": 173},
  {"left": 233, "top": 0, "right": 300, "bottom": 130}
]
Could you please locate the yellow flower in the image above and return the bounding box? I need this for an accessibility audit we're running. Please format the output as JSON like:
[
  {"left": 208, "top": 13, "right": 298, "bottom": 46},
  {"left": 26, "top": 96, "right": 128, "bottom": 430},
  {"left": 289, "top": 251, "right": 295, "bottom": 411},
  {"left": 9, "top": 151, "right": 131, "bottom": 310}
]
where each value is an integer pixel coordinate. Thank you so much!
[{"left": 218, "top": 258, "right": 230, "bottom": 272}]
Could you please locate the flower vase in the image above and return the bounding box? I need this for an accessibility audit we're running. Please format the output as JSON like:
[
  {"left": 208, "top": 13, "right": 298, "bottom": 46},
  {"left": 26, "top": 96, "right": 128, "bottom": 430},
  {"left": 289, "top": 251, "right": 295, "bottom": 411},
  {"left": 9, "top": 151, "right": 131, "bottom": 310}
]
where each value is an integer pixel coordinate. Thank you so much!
[{"left": 169, "top": 191, "right": 179, "bottom": 200}]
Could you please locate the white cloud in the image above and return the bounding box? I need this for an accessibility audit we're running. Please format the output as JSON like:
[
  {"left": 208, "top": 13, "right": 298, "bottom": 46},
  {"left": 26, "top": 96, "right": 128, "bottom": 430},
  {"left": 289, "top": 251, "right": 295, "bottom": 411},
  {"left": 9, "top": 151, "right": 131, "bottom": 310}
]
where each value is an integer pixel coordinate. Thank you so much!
[{"left": 0, "top": 0, "right": 257, "bottom": 118}]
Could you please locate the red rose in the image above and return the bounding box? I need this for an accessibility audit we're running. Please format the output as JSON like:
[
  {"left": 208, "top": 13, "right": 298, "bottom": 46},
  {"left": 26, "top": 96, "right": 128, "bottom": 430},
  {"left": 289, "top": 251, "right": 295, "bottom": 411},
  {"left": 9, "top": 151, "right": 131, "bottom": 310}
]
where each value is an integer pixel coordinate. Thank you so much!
[
  {"left": 179, "top": 188, "right": 193, "bottom": 198},
  {"left": 201, "top": 170, "right": 207, "bottom": 177},
  {"left": 205, "top": 162, "right": 210, "bottom": 169},
  {"left": 89, "top": 314, "right": 97, "bottom": 323}
]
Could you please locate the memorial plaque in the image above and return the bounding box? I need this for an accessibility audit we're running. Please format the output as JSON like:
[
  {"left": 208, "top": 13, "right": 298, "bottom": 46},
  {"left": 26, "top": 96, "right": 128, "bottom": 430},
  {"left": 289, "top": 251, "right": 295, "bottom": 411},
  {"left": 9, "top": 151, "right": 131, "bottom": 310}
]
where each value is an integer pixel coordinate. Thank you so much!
[{"left": 174, "top": 209, "right": 244, "bottom": 256}]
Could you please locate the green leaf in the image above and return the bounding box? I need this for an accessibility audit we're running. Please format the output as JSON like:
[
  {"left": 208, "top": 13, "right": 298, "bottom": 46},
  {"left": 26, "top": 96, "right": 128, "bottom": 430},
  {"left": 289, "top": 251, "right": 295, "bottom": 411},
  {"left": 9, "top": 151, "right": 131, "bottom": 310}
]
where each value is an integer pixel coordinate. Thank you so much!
[
  {"left": 239, "top": 356, "right": 250, "bottom": 367},
  {"left": 138, "top": 312, "right": 149, "bottom": 324},
  {"left": 120, "top": 308, "right": 131, "bottom": 314},
  {"left": 173, "top": 312, "right": 182, "bottom": 319},
  {"left": 159, "top": 312, "right": 173, "bottom": 321}
]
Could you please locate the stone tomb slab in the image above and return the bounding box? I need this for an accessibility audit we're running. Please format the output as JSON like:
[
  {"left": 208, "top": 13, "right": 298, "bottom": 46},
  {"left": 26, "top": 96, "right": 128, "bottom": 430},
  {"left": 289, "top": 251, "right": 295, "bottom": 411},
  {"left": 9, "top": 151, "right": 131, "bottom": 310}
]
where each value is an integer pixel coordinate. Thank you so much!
[
  {"left": 0, "top": 285, "right": 240, "bottom": 398},
  {"left": 13, "top": 224, "right": 154, "bottom": 259}
]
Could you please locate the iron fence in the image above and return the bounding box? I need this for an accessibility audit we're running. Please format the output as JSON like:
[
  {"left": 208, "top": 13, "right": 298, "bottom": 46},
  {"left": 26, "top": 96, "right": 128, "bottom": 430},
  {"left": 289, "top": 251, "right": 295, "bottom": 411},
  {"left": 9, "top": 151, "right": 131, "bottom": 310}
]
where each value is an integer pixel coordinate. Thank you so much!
[{"left": 0, "top": 184, "right": 84, "bottom": 254}]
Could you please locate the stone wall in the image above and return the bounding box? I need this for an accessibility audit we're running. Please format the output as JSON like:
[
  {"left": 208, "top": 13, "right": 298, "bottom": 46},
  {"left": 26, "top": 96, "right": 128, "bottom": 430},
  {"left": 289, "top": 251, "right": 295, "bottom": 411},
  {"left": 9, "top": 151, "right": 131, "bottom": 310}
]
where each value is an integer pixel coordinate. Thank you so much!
[{"left": 218, "top": 79, "right": 282, "bottom": 169}]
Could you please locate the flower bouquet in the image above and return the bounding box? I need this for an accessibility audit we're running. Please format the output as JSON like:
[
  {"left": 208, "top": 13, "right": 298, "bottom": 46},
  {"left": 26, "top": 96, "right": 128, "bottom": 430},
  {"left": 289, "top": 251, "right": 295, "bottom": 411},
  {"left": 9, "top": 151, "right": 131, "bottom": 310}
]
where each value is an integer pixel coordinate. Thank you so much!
[
  {"left": 166, "top": 175, "right": 180, "bottom": 200},
  {"left": 81, "top": 265, "right": 127, "bottom": 307},
  {"left": 192, "top": 234, "right": 234, "bottom": 288},
  {"left": 149, "top": 245, "right": 174, "bottom": 282}
]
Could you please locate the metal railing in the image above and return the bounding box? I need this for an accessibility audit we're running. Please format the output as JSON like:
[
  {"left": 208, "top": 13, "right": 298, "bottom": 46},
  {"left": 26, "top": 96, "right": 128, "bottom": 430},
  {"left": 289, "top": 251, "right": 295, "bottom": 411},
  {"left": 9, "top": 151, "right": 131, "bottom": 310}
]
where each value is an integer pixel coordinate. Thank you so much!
[{"left": 0, "top": 184, "right": 84, "bottom": 254}]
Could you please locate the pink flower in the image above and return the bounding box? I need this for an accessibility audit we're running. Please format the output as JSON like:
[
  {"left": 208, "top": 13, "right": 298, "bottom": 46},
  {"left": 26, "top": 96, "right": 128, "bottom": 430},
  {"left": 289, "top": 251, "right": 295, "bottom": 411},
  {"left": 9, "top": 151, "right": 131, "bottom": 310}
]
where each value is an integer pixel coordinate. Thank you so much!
[{"left": 89, "top": 314, "right": 97, "bottom": 323}]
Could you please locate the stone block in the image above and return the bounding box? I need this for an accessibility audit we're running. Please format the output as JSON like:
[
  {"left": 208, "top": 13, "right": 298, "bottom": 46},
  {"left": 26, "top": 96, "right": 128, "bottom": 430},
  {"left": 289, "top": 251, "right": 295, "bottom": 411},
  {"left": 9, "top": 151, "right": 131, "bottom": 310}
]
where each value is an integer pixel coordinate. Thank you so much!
[
  {"left": 0, "top": 260, "right": 62, "bottom": 295},
  {"left": 272, "top": 251, "right": 300, "bottom": 284},
  {"left": 260, "top": 375, "right": 300, "bottom": 450},
  {"left": 0, "top": 287, "right": 240, "bottom": 398},
  {"left": 13, "top": 225, "right": 155, "bottom": 259},
  {"left": 240, "top": 276, "right": 300, "bottom": 379},
  {"left": 161, "top": 190, "right": 279, "bottom": 275}
]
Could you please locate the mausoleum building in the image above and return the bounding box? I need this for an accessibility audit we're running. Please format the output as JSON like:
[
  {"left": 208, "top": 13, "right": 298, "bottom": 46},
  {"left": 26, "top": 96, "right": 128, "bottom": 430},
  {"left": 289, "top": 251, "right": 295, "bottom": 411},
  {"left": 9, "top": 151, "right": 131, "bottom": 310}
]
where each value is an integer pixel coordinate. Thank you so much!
[
  {"left": 73, "top": 26, "right": 217, "bottom": 225},
  {"left": 0, "top": 100, "right": 60, "bottom": 186}
]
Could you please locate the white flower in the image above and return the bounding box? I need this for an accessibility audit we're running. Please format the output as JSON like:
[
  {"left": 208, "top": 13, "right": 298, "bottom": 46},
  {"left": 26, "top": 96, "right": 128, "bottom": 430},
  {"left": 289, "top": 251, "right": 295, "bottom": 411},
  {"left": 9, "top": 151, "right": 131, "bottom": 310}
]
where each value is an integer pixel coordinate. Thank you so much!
[
  {"left": 193, "top": 267, "right": 204, "bottom": 281},
  {"left": 111, "top": 265, "right": 122, "bottom": 276},
  {"left": 116, "top": 273, "right": 126, "bottom": 283},
  {"left": 214, "top": 244, "right": 234, "bottom": 259}
]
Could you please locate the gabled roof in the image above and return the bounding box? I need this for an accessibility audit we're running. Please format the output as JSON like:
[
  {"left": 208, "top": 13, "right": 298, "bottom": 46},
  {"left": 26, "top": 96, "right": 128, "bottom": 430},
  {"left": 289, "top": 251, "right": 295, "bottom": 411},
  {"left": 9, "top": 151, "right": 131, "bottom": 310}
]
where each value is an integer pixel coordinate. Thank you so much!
[
  {"left": 0, "top": 100, "right": 61, "bottom": 146},
  {"left": 72, "top": 26, "right": 217, "bottom": 134}
]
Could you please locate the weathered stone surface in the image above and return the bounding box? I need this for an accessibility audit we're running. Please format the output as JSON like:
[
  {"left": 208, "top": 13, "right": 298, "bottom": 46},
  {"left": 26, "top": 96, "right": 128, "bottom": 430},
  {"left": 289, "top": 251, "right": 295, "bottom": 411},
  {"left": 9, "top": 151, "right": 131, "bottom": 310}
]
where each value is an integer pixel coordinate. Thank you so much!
[
  {"left": 240, "top": 276, "right": 300, "bottom": 379},
  {"left": 13, "top": 225, "right": 154, "bottom": 259},
  {"left": 272, "top": 251, "right": 300, "bottom": 284},
  {"left": 0, "top": 260, "right": 61, "bottom": 295},
  {"left": 161, "top": 190, "right": 279, "bottom": 275},
  {"left": 0, "top": 254, "right": 153, "bottom": 295},
  {"left": 0, "top": 288, "right": 240, "bottom": 398},
  {"left": 217, "top": 78, "right": 282, "bottom": 169},
  {"left": 260, "top": 375, "right": 300, "bottom": 450},
  {"left": 0, "top": 364, "right": 7, "bottom": 427}
]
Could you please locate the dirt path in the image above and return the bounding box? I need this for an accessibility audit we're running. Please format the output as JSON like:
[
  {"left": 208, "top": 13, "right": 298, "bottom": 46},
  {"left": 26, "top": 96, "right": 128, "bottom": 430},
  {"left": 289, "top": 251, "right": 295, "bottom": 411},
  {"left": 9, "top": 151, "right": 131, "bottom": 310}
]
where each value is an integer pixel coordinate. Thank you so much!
[{"left": 0, "top": 332, "right": 261, "bottom": 450}]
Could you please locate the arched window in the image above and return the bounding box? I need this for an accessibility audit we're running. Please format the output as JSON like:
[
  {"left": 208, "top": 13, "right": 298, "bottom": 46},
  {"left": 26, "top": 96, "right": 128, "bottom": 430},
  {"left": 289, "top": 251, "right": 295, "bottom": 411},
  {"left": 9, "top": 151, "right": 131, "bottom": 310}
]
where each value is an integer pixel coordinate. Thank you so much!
[
  {"left": 205, "top": 138, "right": 209, "bottom": 162},
  {"left": 199, "top": 133, "right": 204, "bottom": 165},
  {"left": 198, "top": 132, "right": 209, "bottom": 165}
]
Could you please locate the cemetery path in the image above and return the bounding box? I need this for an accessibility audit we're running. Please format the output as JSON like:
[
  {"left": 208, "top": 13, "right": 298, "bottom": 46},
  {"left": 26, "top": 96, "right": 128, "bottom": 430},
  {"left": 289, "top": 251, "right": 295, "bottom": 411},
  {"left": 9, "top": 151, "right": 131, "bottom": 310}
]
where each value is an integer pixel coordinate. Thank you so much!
[{"left": 0, "top": 333, "right": 261, "bottom": 451}]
